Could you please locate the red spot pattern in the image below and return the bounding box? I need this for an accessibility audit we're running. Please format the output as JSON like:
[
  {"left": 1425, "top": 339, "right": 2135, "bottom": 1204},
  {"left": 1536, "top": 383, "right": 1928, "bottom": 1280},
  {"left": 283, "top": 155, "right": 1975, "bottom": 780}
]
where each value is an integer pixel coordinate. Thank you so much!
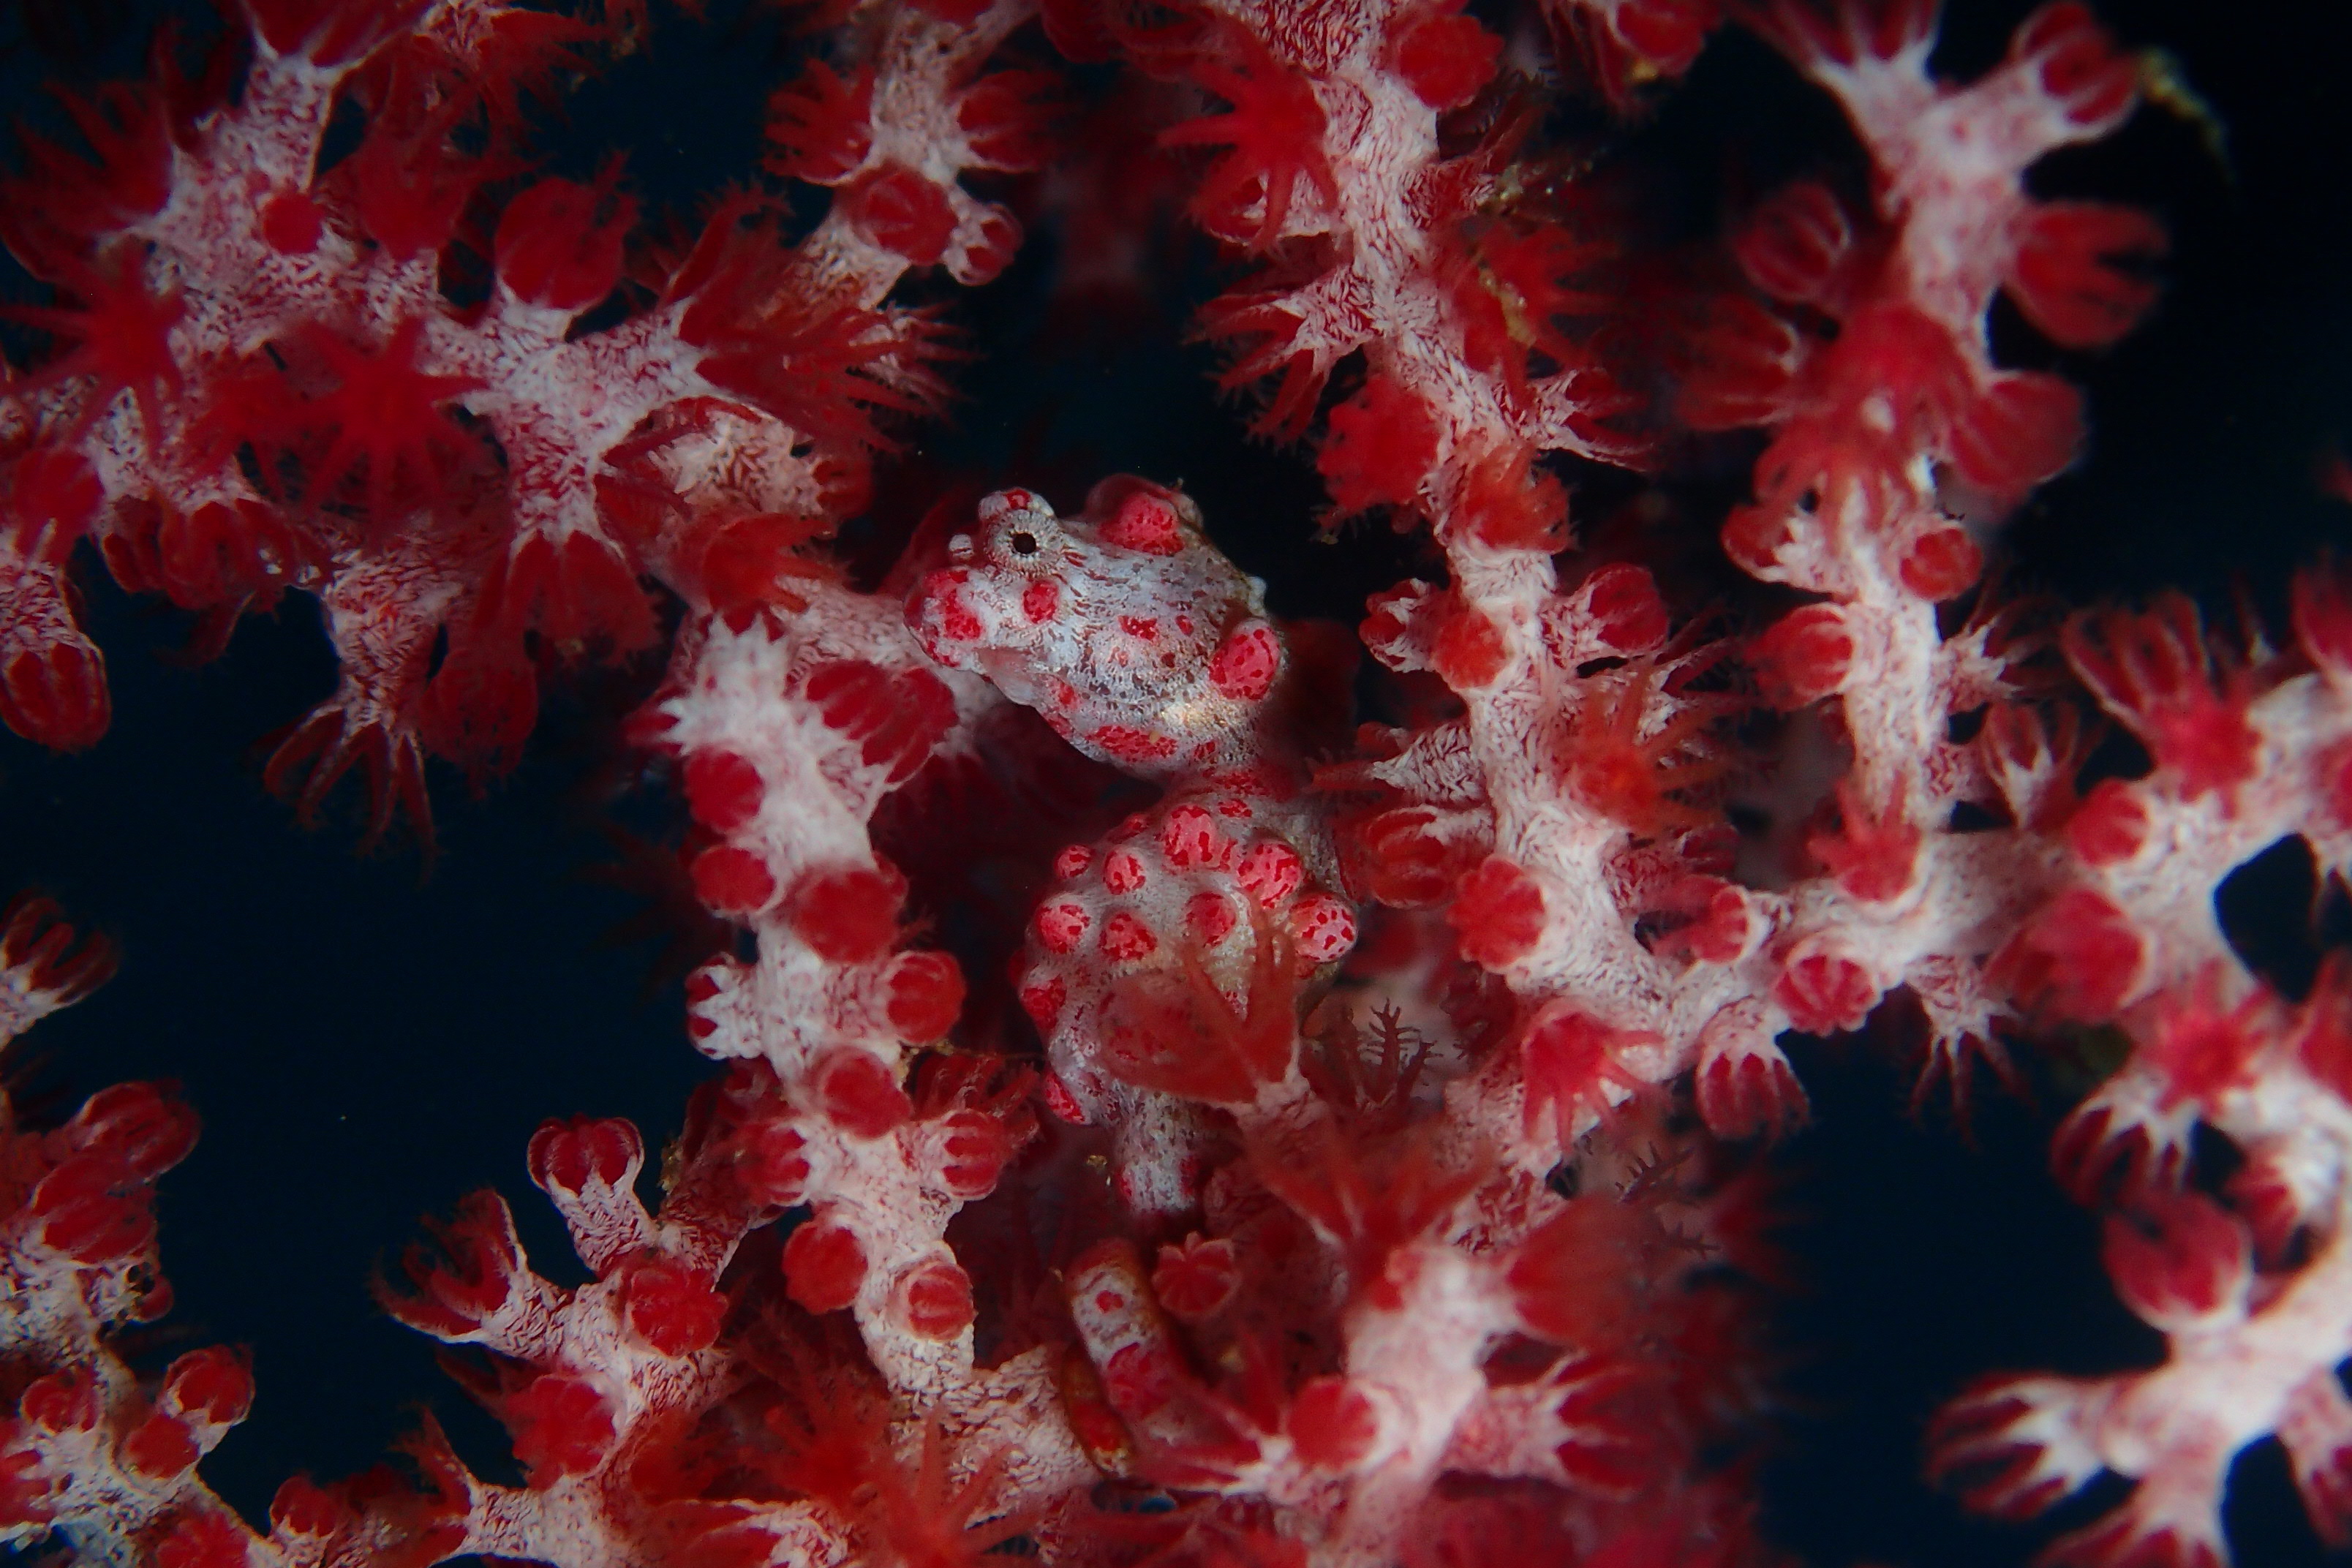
[
  {"left": 1209, "top": 622, "right": 1281, "bottom": 701},
  {"left": 1100, "top": 910, "right": 1159, "bottom": 961},
  {"left": 1091, "top": 725, "right": 1180, "bottom": 763},
  {"left": 1236, "top": 841, "right": 1304, "bottom": 907},
  {"left": 1099, "top": 491, "right": 1184, "bottom": 554}
]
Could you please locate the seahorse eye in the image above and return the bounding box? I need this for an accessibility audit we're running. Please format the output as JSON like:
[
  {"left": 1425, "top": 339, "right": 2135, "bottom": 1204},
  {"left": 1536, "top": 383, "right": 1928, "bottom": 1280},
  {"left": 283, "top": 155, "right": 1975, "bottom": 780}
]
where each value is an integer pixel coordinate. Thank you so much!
[{"left": 1009, "top": 530, "right": 1039, "bottom": 557}]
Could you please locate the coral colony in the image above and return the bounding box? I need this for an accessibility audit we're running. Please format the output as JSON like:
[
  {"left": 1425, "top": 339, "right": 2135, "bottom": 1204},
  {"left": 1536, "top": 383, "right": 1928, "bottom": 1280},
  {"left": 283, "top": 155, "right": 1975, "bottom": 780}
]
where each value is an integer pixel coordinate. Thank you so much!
[{"left": 0, "top": 0, "right": 2345, "bottom": 1564}]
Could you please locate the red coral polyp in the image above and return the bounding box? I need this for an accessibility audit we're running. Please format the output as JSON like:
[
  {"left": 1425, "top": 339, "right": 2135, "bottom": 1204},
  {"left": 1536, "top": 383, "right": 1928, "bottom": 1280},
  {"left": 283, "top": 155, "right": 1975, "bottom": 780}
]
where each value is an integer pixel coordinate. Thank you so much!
[
  {"left": 812, "top": 1048, "right": 914, "bottom": 1139},
  {"left": 1158, "top": 26, "right": 1335, "bottom": 251},
  {"left": 494, "top": 175, "right": 636, "bottom": 313},
  {"left": 1102, "top": 916, "right": 1298, "bottom": 1104},
  {"left": 2064, "top": 595, "right": 2262, "bottom": 802},
  {"left": 783, "top": 1217, "right": 868, "bottom": 1315},
  {"left": 788, "top": 865, "right": 907, "bottom": 962},
  {"left": 885, "top": 951, "right": 967, "bottom": 1042},
  {"left": 1772, "top": 938, "right": 1883, "bottom": 1036},
  {"left": 2101, "top": 1191, "right": 2253, "bottom": 1333},
  {"left": 1319, "top": 374, "right": 1439, "bottom": 515},
  {"left": 528, "top": 1115, "right": 644, "bottom": 1200},
  {"left": 1520, "top": 1004, "right": 1653, "bottom": 1137},
  {"left": 1554, "top": 662, "right": 1724, "bottom": 834},
  {"left": 1448, "top": 855, "right": 1549, "bottom": 970},
  {"left": 897, "top": 1259, "right": 977, "bottom": 1340},
  {"left": 693, "top": 845, "right": 780, "bottom": 918},
  {"left": 620, "top": 1257, "right": 728, "bottom": 1357},
  {"left": 505, "top": 1375, "right": 617, "bottom": 1483}
]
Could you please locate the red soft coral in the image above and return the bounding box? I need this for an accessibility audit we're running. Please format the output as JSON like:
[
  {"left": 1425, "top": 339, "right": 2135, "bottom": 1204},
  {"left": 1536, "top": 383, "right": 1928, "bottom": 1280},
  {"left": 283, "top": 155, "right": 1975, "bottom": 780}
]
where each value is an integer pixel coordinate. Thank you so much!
[
  {"left": 1156, "top": 23, "right": 1337, "bottom": 251},
  {"left": 258, "top": 318, "right": 487, "bottom": 517}
]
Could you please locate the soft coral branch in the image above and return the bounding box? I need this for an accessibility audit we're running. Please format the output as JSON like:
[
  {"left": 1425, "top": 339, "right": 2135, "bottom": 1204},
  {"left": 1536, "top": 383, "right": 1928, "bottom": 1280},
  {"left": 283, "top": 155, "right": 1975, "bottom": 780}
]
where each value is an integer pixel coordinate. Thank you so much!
[{"left": 1, "top": 3, "right": 2346, "bottom": 1568}]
